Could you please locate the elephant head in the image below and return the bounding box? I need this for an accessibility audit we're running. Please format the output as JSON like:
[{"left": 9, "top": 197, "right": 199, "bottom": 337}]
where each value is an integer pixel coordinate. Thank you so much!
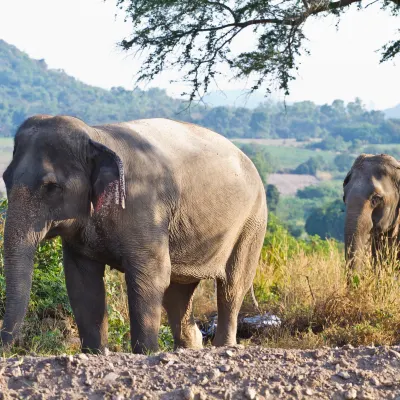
[
  {"left": 343, "top": 153, "right": 400, "bottom": 273},
  {"left": 0, "top": 115, "right": 125, "bottom": 347}
]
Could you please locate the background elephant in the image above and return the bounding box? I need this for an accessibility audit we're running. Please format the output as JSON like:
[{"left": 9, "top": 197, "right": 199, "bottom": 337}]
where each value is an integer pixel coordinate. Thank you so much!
[
  {"left": 343, "top": 153, "right": 400, "bottom": 272},
  {"left": 0, "top": 115, "right": 267, "bottom": 354}
]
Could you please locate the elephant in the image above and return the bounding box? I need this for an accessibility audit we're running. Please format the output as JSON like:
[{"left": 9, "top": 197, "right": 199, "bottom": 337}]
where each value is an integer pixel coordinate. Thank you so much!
[
  {"left": 343, "top": 153, "right": 400, "bottom": 272},
  {"left": 0, "top": 115, "right": 267, "bottom": 354}
]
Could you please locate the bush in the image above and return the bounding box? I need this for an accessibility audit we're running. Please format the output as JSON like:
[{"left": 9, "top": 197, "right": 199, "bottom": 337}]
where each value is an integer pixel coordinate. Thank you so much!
[{"left": 305, "top": 199, "right": 345, "bottom": 241}]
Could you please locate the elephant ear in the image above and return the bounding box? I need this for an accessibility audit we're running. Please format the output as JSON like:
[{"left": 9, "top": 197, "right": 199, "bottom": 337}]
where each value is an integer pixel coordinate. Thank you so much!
[{"left": 89, "top": 139, "right": 126, "bottom": 213}]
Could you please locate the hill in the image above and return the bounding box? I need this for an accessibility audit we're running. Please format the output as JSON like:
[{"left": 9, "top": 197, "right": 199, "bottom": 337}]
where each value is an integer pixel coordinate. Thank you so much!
[
  {"left": 0, "top": 39, "right": 188, "bottom": 136},
  {"left": 1, "top": 38, "right": 400, "bottom": 145},
  {"left": 385, "top": 103, "right": 400, "bottom": 119}
]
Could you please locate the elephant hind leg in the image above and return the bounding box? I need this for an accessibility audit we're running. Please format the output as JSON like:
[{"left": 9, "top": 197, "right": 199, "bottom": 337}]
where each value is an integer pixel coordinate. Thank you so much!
[
  {"left": 213, "top": 221, "right": 265, "bottom": 347},
  {"left": 163, "top": 281, "right": 203, "bottom": 349}
]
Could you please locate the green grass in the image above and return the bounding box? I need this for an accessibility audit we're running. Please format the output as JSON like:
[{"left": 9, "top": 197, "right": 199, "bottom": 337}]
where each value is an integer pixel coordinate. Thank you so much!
[{"left": 261, "top": 146, "right": 336, "bottom": 170}]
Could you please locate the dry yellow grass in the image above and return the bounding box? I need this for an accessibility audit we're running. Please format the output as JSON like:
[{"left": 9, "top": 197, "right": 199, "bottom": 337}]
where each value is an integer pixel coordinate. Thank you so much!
[{"left": 249, "top": 237, "right": 400, "bottom": 348}]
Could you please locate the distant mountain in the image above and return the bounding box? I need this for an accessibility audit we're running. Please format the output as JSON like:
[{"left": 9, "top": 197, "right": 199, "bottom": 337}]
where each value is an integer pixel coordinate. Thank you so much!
[
  {"left": 0, "top": 39, "right": 190, "bottom": 136},
  {"left": 384, "top": 104, "right": 400, "bottom": 119},
  {"left": 1, "top": 39, "right": 399, "bottom": 145}
]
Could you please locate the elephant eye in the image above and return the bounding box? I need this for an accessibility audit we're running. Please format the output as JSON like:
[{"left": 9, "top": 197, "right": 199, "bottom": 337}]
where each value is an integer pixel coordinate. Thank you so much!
[
  {"left": 44, "top": 182, "right": 62, "bottom": 195},
  {"left": 371, "top": 194, "right": 383, "bottom": 208}
]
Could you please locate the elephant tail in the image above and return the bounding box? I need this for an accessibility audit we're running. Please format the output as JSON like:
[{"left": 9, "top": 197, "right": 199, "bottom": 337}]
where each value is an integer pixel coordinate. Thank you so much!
[{"left": 250, "top": 284, "right": 260, "bottom": 312}]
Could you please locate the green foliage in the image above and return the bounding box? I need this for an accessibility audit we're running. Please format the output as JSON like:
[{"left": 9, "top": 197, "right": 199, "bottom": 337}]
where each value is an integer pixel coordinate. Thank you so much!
[
  {"left": 305, "top": 199, "right": 346, "bottom": 241},
  {"left": 297, "top": 182, "right": 342, "bottom": 200},
  {"left": 265, "top": 214, "right": 337, "bottom": 259},
  {"left": 158, "top": 325, "right": 174, "bottom": 352},
  {"left": 266, "top": 184, "right": 280, "bottom": 213},
  {"left": 114, "top": 0, "right": 400, "bottom": 100},
  {"left": 293, "top": 157, "right": 322, "bottom": 176},
  {"left": 1, "top": 39, "right": 400, "bottom": 149},
  {"left": 334, "top": 153, "right": 357, "bottom": 172},
  {"left": 238, "top": 143, "right": 275, "bottom": 183}
]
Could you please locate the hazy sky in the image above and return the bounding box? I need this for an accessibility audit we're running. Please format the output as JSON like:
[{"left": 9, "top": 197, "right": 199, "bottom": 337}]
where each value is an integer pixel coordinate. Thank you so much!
[{"left": 0, "top": 0, "right": 399, "bottom": 109}]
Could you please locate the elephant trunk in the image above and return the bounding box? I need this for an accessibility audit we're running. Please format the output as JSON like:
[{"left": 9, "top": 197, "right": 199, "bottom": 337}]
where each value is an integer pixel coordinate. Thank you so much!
[
  {"left": 344, "top": 200, "right": 373, "bottom": 275},
  {"left": 1, "top": 194, "right": 41, "bottom": 347}
]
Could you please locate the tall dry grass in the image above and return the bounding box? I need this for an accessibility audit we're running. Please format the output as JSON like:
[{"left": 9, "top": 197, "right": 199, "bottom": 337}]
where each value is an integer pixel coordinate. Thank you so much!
[{"left": 250, "top": 234, "right": 400, "bottom": 348}]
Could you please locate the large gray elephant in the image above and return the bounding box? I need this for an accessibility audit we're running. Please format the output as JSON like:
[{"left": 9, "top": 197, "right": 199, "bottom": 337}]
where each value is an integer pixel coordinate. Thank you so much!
[
  {"left": 343, "top": 153, "right": 400, "bottom": 272},
  {"left": 0, "top": 115, "right": 267, "bottom": 354}
]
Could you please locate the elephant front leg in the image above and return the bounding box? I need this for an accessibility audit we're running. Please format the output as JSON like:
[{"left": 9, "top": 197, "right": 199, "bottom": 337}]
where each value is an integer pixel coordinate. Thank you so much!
[
  {"left": 124, "top": 258, "right": 170, "bottom": 354},
  {"left": 62, "top": 242, "right": 108, "bottom": 354}
]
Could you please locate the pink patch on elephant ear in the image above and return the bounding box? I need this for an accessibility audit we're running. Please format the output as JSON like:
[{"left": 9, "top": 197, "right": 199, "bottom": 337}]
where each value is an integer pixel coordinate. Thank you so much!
[{"left": 94, "top": 180, "right": 120, "bottom": 212}]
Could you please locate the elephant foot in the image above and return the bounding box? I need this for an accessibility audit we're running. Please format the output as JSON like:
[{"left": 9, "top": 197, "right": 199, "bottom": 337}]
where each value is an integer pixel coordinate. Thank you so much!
[{"left": 175, "top": 323, "right": 203, "bottom": 350}]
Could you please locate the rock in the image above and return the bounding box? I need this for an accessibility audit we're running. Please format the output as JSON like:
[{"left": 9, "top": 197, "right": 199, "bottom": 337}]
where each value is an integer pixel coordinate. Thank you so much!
[
  {"left": 225, "top": 350, "right": 234, "bottom": 358},
  {"left": 389, "top": 349, "right": 400, "bottom": 359},
  {"left": 12, "top": 367, "right": 21, "bottom": 377},
  {"left": 337, "top": 371, "right": 351, "bottom": 380},
  {"left": 103, "top": 372, "right": 119, "bottom": 384},
  {"left": 158, "top": 353, "right": 175, "bottom": 364},
  {"left": 104, "top": 348, "right": 110, "bottom": 357},
  {"left": 304, "top": 388, "right": 314, "bottom": 396},
  {"left": 219, "top": 365, "right": 231, "bottom": 372},
  {"left": 209, "top": 368, "right": 221, "bottom": 380},
  {"left": 314, "top": 349, "right": 325, "bottom": 359},
  {"left": 77, "top": 353, "right": 88, "bottom": 361},
  {"left": 370, "top": 376, "right": 380, "bottom": 386},
  {"left": 344, "top": 389, "right": 357, "bottom": 399},
  {"left": 182, "top": 387, "right": 195, "bottom": 400},
  {"left": 358, "top": 389, "right": 375, "bottom": 400},
  {"left": 244, "top": 386, "right": 257, "bottom": 400}
]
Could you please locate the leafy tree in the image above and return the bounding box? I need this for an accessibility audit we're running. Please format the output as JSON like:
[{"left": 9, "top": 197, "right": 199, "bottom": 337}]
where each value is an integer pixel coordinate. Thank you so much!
[
  {"left": 305, "top": 199, "right": 345, "bottom": 241},
  {"left": 266, "top": 184, "right": 280, "bottom": 213},
  {"left": 297, "top": 184, "right": 341, "bottom": 200},
  {"left": 239, "top": 144, "right": 275, "bottom": 184},
  {"left": 293, "top": 157, "right": 322, "bottom": 176},
  {"left": 334, "top": 153, "right": 356, "bottom": 172},
  {"left": 114, "top": 0, "right": 400, "bottom": 100}
]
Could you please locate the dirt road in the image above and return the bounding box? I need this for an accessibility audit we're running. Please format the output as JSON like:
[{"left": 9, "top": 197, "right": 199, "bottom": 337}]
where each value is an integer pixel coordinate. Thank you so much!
[{"left": 2, "top": 345, "right": 400, "bottom": 399}]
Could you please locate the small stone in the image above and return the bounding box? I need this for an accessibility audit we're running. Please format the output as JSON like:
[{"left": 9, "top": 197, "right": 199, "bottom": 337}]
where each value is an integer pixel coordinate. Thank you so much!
[
  {"left": 225, "top": 350, "right": 234, "bottom": 358},
  {"left": 244, "top": 386, "right": 257, "bottom": 400},
  {"left": 337, "top": 371, "right": 351, "bottom": 380},
  {"left": 77, "top": 353, "right": 88, "bottom": 361},
  {"left": 84, "top": 379, "right": 92, "bottom": 386},
  {"left": 12, "top": 367, "right": 21, "bottom": 377},
  {"left": 285, "top": 384, "right": 293, "bottom": 392},
  {"left": 284, "top": 351, "right": 295, "bottom": 361},
  {"left": 68, "top": 355, "right": 74, "bottom": 362},
  {"left": 304, "top": 388, "right": 314, "bottom": 396},
  {"left": 219, "top": 365, "right": 231, "bottom": 372},
  {"left": 158, "top": 353, "right": 175, "bottom": 364},
  {"left": 370, "top": 376, "right": 380, "bottom": 386},
  {"left": 104, "top": 348, "right": 110, "bottom": 357},
  {"left": 209, "top": 368, "right": 221, "bottom": 380},
  {"left": 344, "top": 388, "right": 357, "bottom": 399},
  {"left": 389, "top": 349, "right": 400, "bottom": 359},
  {"left": 182, "top": 387, "right": 195, "bottom": 400},
  {"left": 104, "top": 372, "right": 119, "bottom": 384},
  {"left": 358, "top": 389, "right": 375, "bottom": 400},
  {"left": 314, "top": 349, "right": 324, "bottom": 359}
]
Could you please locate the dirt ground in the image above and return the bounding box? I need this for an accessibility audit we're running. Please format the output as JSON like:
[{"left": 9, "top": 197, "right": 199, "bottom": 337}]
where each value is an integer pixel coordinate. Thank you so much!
[{"left": 2, "top": 345, "right": 400, "bottom": 399}]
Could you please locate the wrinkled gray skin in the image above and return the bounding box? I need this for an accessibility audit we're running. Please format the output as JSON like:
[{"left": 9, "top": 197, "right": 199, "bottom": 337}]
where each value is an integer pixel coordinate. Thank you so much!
[
  {"left": 0, "top": 115, "right": 267, "bottom": 354},
  {"left": 343, "top": 154, "right": 400, "bottom": 273}
]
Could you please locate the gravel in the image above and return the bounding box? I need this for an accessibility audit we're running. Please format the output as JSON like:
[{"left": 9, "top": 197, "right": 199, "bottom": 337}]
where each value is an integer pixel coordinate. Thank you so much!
[{"left": 2, "top": 345, "right": 400, "bottom": 399}]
